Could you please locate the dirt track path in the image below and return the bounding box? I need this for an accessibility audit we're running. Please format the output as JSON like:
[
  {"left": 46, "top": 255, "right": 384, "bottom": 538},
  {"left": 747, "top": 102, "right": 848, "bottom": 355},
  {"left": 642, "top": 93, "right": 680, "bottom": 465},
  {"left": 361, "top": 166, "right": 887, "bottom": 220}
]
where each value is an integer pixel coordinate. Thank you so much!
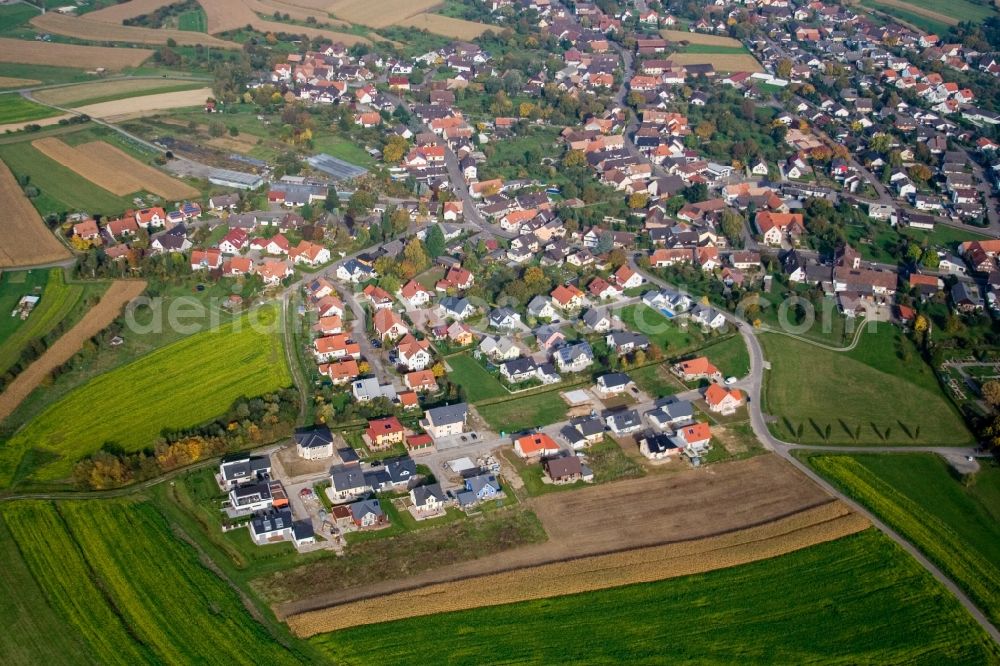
[{"left": 0, "top": 280, "right": 146, "bottom": 421}]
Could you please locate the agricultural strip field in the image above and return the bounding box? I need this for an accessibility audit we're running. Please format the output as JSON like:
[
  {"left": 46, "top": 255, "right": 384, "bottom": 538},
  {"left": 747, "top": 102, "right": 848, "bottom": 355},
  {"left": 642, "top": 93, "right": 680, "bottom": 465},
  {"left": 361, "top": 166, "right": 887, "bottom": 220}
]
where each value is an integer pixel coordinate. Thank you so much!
[
  {"left": 0, "top": 303, "right": 291, "bottom": 486},
  {"left": 33, "top": 137, "right": 142, "bottom": 196},
  {"left": 195, "top": 0, "right": 370, "bottom": 45},
  {"left": 0, "top": 95, "right": 60, "bottom": 124},
  {"left": 34, "top": 137, "right": 198, "bottom": 200},
  {"left": 660, "top": 29, "right": 746, "bottom": 46},
  {"left": 86, "top": 0, "right": 185, "bottom": 23},
  {"left": 760, "top": 331, "right": 972, "bottom": 445},
  {"left": 328, "top": 0, "right": 441, "bottom": 27},
  {"left": 0, "top": 159, "right": 70, "bottom": 267},
  {"left": 0, "top": 500, "right": 303, "bottom": 664},
  {"left": 72, "top": 86, "right": 214, "bottom": 120},
  {"left": 271, "top": 454, "right": 830, "bottom": 615},
  {"left": 0, "top": 37, "right": 154, "bottom": 70},
  {"left": 0, "top": 280, "right": 145, "bottom": 423},
  {"left": 667, "top": 52, "right": 763, "bottom": 73},
  {"left": 867, "top": 0, "right": 996, "bottom": 26},
  {"left": 291, "top": 501, "right": 869, "bottom": 634},
  {"left": 312, "top": 529, "right": 1000, "bottom": 664},
  {"left": 0, "top": 76, "right": 39, "bottom": 88},
  {"left": 30, "top": 12, "right": 239, "bottom": 48},
  {"left": 805, "top": 453, "right": 1000, "bottom": 626},
  {"left": 0, "top": 140, "right": 134, "bottom": 217},
  {"left": 243, "top": 0, "right": 351, "bottom": 28},
  {"left": 0, "top": 269, "right": 103, "bottom": 375},
  {"left": 394, "top": 13, "right": 490, "bottom": 40},
  {"left": 33, "top": 78, "right": 207, "bottom": 106}
]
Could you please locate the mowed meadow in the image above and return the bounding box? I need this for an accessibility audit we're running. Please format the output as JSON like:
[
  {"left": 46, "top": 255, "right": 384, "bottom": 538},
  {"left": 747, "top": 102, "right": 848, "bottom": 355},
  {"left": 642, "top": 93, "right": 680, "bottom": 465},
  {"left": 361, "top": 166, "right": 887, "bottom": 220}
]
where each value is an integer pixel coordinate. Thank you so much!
[
  {"left": 0, "top": 304, "right": 291, "bottom": 486},
  {"left": 312, "top": 530, "right": 1000, "bottom": 665},
  {"left": 0, "top": 499, "right": 303, "bottom": 665}
]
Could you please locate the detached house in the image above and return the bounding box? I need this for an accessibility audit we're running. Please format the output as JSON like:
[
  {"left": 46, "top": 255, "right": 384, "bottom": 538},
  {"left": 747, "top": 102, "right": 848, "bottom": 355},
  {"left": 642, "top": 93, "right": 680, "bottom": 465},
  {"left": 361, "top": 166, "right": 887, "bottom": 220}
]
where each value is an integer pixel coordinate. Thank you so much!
[
  {"left": 756, "top": 212, "right": 805, "bottom": 246},
  {"left": 374, "top": 309, "right": 409, "bottom": 341}
]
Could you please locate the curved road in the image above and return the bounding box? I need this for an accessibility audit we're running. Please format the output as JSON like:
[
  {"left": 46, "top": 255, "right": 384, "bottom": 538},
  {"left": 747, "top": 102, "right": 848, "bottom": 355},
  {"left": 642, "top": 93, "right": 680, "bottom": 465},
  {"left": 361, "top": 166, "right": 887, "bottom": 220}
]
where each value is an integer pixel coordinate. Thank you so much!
[{"left": 629, "top": 256, "right": 1000, "bottom": 642}]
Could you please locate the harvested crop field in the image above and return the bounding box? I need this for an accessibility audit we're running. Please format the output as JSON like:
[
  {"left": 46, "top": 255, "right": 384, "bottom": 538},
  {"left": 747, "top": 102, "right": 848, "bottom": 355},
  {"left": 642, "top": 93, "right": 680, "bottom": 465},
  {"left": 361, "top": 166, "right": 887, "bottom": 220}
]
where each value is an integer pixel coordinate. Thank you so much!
[
  {"left": 273, "top": 454, "right": 830, "bottom": 616},
  {"left": 0, "top": 159, "right": 70, "bottom": 268},
  {"left": 34, "top": 78, "right": 204, "bottom": 106},
  {"left": 72, "top": 86, "right": 212, "bottom": 120},
  {"left": 86, "top": 0, "right": 177, "bottom": 23},
  {"left": 328, "top": 0, "right": 440, "bottom": 28},
  {"left": 82, "top": 141, "right": 200, "bottom": 199},
  {"left": 0, "top": 280, "right": 146, "bottom": 422},
  {"left": 0, "top": 113, "right": 72, "bottom": 134},
  {"left": 31, "top": 138, "right": 198, "bottom": 200},
  {"left": 660, "top": 29, "right": 744, "bottom": 46},
  {"left": 243, "top": 0, "right": 351, "bottom": 28},
  {"left": 0, "top": 76, "right": 39, "bottom": 88},
  {"left": 0, "top": 37, "right": 153, "bottom": 70},
  {"left": 30, "top": 12, "right": 238, "bottom": 48},
  {"left": 289, "top": 501, "right": 868, "bottom": 634},
  {"left": 669, "top": 52, "right": 763, "bottom": 72},
  {"left": 196, "top": 0, "right": 370, "bottom": 44},
  {"left": 394, "top": 13, "right": 490, "bottom": 40}
]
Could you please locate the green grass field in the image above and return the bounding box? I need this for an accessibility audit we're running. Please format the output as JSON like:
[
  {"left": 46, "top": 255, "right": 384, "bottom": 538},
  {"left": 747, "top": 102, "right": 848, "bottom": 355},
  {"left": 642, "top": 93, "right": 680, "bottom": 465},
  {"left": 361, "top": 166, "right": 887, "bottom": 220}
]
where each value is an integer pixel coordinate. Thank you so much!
[
  {"left": 1, "top": 499, "right": 301, "bottom": 664},
  {"left": 760, "top": 329, "right": 972, "bottom": 446},
  {"left": 177, "top": 8, "right": 207, "bottom": 32},
  {"left": 0, "top": 63, "right": 95, "bottom": 86},
  {"left": 312, "top": 529, "right": 1000, "bottom": 664},
  {"left": 0, "top": 4, "right": 37, "bottom": 34},
  {"left": 805, "top": 453, "right": 1000, "bottom": 627},
  {"left": 476, "top": 389, "right": 568, "bottom": 433},
  {"left": 446, "top": 353, "right": 507, "bottom": 402},
  {"left": 0, "top": 304, "right": 291, "bottom": 486},
  {"left": 860, "top": 0, "right": 950, "bottom": 34},
  {"left": 889, "top": 0, "right": 995, "bottom": 22},
  {"left": 64, "top": 82, "right": 205, "bottom": 108},
  {"left": 630, "top": 362, "right": 682, "bottom": 397},
  {"left": 0, "top": 94, "right": 61, "bottom": 124},
  {"left": 0, "top": 269, "right": 104, "bottom": 376},
  {"left": 0, "top": 140, "right": 134, "bottom": 217},
  {"left": 619, "top": 304, "right": 702, "bottom": 354},
  {"left": 681, "top": 43, "right": 749, "bottom": 54},
  {"left": 0, "top": 269, "right": 49, "bottom": 347},
  {"left": 701, "top": 334, "right": 750, "bottom": 378}
]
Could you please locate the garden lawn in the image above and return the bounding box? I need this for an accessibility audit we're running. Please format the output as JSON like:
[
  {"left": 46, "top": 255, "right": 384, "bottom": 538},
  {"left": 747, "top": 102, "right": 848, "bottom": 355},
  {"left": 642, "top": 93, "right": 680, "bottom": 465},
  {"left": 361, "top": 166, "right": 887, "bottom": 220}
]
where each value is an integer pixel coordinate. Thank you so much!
[
  {"left": 805, "top": 453, "right": 1000, "bottom": 627},
  {"left": 311, "top": 529, "right": 1000, "bottom": 664},
  {"left": 0, "top": 305, "right": 291, "bottom": 486},
  {"left": 0, "top": 94, "right": 60, "bottom": 124},
  {"left": 630, "top": 362, "right": 682, "bottom": 398},
  {"left": 701, "top": 335, "right": 750, "bottom": 378},
  {"left": 1, "top": 499, "right": 301, "bottom": 664},
  {"left": 760, "top": 331, "right": 971, "bottom": 446},
  {"left": 0, "top": 139, "right": 133, "bottom": 217},
  {"left": 446, "top": 353, "right": 507, "bottom": 402},
  {"left": 619, "top": 304, "right": 701, "bottom": 354},
  {"left": 0, "top": 269, "right": 49, "bottom": 347},
  {"left": 177, "top": 8, "right": 207, "bottom": 31},
  {"left": 476, "top": 389, "right": 568, "bottom": 433}
]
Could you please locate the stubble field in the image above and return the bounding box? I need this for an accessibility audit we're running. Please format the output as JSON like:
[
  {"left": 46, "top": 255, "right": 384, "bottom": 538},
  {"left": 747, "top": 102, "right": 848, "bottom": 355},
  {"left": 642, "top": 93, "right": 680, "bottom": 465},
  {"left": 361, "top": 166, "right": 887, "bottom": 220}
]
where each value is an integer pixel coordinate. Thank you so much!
[
  {"left": 0, "top": 159, "right": 70, "bottom": 268},
  {"left": 0, "top": 37, "right": 153, "bottom": 70},
  {"left": 30, "top": 12, "right": 237, "bottom": 48}
]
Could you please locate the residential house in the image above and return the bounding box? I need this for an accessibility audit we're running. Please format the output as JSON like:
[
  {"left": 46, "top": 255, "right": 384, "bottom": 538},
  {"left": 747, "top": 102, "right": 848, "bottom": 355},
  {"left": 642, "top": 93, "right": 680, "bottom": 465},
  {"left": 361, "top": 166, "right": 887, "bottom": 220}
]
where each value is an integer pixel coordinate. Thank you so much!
[
  {"left": 421, "top": 403, "right": 468, "bottom": 438},
  {"left": 366, "top": 417, "right": 406, "bottom": 450},
  {"left": 555, "top": 341, "right": 594, "bottom": 373},
  {"left": 374, "top": 309, "right": 409, "bottom": 340},
  {"left": 704, "top": 384, "right": 744, "bottom": 415},
  {"left": 513, "top": 432, "right": 560, "bottom": 459},
  {"left": 294, "top": 425, "right": 334, "bottom": 460},
  {"left": 673, "top": 356, "right": 721, "bottom": 382}
]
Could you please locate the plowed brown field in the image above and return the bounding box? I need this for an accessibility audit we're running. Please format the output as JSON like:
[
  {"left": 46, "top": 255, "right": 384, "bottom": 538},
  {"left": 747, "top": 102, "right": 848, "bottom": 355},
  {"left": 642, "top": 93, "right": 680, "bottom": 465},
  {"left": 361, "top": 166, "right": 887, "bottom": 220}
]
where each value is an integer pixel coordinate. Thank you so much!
[
  {"left": 83, "top": 142, "right": 200, "bottom": 200},
  {"left": 32, "top": 137, "right": 139, "bottom": 196},
  {"left": 196, "top": 0, "right": 370, "bottom": 44},
  {"left": 0, "top": 38, "right": 153, "bottom": 70},
  {"left": 288, "top": 502, "right": 869, "bottom": 635},
  {"left": 0, "top": 281, "right": 147, "bottom": 421},
  {"left": 270, "top": 454, "right": 831, "bottom": 616},
  {"left": 0, "top": 159, "right": 70, "bottom": 268}
]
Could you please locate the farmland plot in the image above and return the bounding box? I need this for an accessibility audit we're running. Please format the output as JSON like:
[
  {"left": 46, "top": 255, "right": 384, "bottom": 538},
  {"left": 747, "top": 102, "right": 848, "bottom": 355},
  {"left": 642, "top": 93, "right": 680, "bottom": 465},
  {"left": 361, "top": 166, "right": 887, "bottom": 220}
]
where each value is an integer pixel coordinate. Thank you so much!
[
  {"left": 86, "top": 0, "right": 178, "bottom": 23},
  {"left": 196, "top": 0, "right": 370, "bottom": 44},
  {"left": 0, "top": 37, "right": 153, "bottom": 70},
  {"left": 0, "top": 304, "right": 291, "bottom": 486},
  {"left": 394, "top": 13, "right": 490, "bottom": 40},
  {"left": 83, "top": 141, "right": 200, "bottom": 199},
  {"left": 73, "top": 86, "right": 214, "bottom": 120},
  {"left": 32, "top": 137, "right": 143, "bottom": 196},
  {"left": 660, "top": 29, "right": 745, "bottom": 46},
  {"left": 2, "top": 499, "right": 301, "bottom": 664},
  {"left": 34, "top": 78, "right": 205, "bottom": 106},
  {"left": 289, "top": 501, "right": 870, "bottom": 634},
  {"left": 0, "top": 158, "right": 70, "bottom": 268},
  {"left": 31, "top": 12, "right": 238, "bottom": 48},
  {"left": 668, "top": 52, "right": 763, "bottom": 72},
  {"left": 328, "top": 0, "right": 441, "bottom": 27}
]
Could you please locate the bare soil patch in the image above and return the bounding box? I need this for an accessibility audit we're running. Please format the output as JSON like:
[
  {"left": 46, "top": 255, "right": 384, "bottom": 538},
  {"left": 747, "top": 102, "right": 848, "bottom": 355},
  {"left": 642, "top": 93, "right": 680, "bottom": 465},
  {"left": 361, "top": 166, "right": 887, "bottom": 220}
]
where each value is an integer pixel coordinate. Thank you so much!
[
  {"left": 288, "top": 501, "right": 868, "bottom": 634},
  {"left": 0, "top": 280, "right": 147, "bottom": 420},
  {"left": 273, "top": 454, "right": 830, "bottom": 617},
  {"left": 0, "top": 159, "right": 70, "bottom": 268},
  {"left": 660, "top": 29, "right": 744, "bottom": 46},
  {"left": 668, "top": 52, "right": 763, "bottom": 73},
  {"left": 0, "top": 37, "right": 153, "bottom": 70}
]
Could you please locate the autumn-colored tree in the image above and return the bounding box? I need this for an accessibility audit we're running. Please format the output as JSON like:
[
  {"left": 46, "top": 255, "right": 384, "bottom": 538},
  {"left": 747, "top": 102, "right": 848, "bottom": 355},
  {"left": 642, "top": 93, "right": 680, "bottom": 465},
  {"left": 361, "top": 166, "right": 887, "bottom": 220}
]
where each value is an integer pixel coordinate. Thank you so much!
[
  {"left": 776, "top": 58, "right": 792, "bottom": 79},
  {"left": 627, "top": 192, "right": 650, "bottom": 209},
  {"left": 431, "top": 362, "right": 446, "bottom": 378},
  {"left": 908, "top": 163, "right": 932, "bottom": 182},
  {"left": 982, "top": 381, "right": 1000, "bottom": 408},
  {"left": 694, "top": 120, "right": 715, "bottom": 141},
  {"left": 383, "top": 135, "right": 408, "bottom": 163},
  {"left": 563, "top": 149, "right": 587, "bottom": 168}
]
